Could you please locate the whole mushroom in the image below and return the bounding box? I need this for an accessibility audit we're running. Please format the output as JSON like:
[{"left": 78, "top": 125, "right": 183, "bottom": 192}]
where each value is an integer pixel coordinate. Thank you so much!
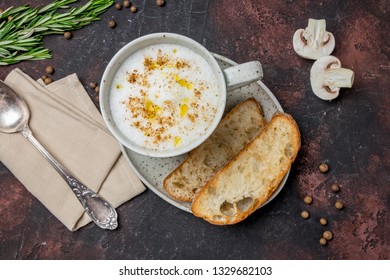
[
  {"left": 310, "top": 55, "right": 354, "bottom": 100},
  {"left": 293, "top": 19, "right": 335, "bottom": 60}
]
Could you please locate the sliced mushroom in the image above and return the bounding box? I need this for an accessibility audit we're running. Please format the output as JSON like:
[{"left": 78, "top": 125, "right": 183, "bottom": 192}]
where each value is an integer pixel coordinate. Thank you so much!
[
  {"left": 310, "top": 55, "right": 355, "bottom": 100},
  {"left": 293, "top": 19, "right": 335, "bottom": 60}
]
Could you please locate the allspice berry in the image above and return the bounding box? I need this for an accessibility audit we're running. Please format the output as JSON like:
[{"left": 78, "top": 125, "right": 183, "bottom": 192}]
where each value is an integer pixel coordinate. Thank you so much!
[
  {"left": 300, "top": 210, "right": 310, "bottom": 219},
  {"left": 123, "top": 0, "right": 130, "bottom": 8},
  {"left": 130, "top": 5, "right": 137, "bottom": 13},
  {"left": 323, "top": 231, "right": 333, "bottom": 241},
  {"left": 331, "top": 183, "right": 340, "bottom": 192},
  {"left": 45, "top": 66, "right": 54, "bottom": 74},
  {"left": 335, "top": 200, "right": 344, "bottom": 210},
  {"left": 319, "top": 238, "right": 327, "bottom": 246},
  {"left": 156, "top": 0, "right": 165, "bottom": 6},
  {"left": 303, "top": 195, "right": 313, "bottom": 205},
  {"left": 319, "top": 163, "right": 329, "bottom": 173},
  {"left": 89, "top": 82, "right": 97, "bottom": 89},
  {"left": 108, "top": 19, "right": 116, "bottom": 28},
  {"left": 64, "top": 31, "right": 72, "bottom": 39},
  {"left": 115, "top": 3, "right": 122, "bottom": 10},
  {"left": 320, "top": 218, "right": 327, "bottom": 225},
  {"left": 44, "top": 77, "right": 53, "bottom": 85}
]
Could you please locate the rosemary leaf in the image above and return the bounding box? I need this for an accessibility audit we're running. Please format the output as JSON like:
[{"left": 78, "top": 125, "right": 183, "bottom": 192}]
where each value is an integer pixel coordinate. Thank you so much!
[
  {"left": 0, "top": 5, "right": 31, "bottom": 20},
  {"left": 0, "top": 48, "right": 11, "bottom": 57},
  {"left": 7, "top": 45, "right": 29, "bottom": 52},
  {"left": 73, "top": 1, "right": 93, "bottom": 16},
  {"left": 0, "top": 0, "right": 114, "bottom": 65},
  {"left": 0, "top": 40, "right": 16, "bottom": 46},
  {"left": 0, "top": 47, "right": 51, "bottom": 65},
  {"left": 37, "top": 0, "right": 77, "bottom": 14}
]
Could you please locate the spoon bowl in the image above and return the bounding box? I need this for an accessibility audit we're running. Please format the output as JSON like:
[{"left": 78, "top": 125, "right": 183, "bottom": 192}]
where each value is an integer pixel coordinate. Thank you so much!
[
  {"left": 0, "top": 82, "right": 29, "bottom": 133},
  {"left": 0, "top": 80, "right": 118, "bottom": 230}
]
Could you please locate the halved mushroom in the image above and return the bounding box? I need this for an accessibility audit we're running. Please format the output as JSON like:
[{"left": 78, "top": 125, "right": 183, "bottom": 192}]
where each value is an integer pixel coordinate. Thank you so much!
[
  {"left": 293, "top": 19, "right": 335, "bottom": 60},
  {"left": 310, "top": 55, "right": 354, "bottom": 100}
]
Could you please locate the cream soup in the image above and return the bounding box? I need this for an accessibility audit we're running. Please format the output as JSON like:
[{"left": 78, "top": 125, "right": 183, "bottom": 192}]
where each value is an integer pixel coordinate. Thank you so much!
[{"left": 110, "top": 44, "right": 220, "bottom": 151}]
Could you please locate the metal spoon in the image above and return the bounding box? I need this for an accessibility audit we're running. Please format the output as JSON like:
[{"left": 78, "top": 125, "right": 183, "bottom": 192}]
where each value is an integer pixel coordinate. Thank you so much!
[{"left": 0, "top": 81, "right": 118, "bottom": 230}]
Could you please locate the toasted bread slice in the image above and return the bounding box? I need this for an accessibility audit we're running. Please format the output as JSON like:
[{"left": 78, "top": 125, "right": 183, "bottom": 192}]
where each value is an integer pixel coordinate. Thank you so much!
[
  {"left": 163, "top": 98, "right": 266, "bottom": 202},
  {"left": 191, "top": 113, "right": 301, "bottom": 225}
]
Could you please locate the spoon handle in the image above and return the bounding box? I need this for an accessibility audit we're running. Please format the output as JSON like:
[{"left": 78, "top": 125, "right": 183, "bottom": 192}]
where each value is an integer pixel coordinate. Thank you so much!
[{"left": 21, "top": 126, "right": 118, "bottom": 230}]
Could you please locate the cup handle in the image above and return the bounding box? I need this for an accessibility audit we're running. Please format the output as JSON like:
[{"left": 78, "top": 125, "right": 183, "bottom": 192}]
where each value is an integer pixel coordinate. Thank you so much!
[{"left": 223, "top": 61, "right": 263, "bottom": 91}]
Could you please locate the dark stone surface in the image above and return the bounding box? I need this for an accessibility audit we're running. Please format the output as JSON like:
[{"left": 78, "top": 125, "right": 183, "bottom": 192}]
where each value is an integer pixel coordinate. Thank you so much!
[{"left": 0, "top": 0, "right": 389, "bottom": 259}]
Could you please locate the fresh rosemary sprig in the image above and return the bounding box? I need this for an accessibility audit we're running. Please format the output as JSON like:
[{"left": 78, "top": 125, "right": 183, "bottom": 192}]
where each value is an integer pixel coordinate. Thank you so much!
[{"left": 0, "top": 0, "right": 114, "bottom": 65}]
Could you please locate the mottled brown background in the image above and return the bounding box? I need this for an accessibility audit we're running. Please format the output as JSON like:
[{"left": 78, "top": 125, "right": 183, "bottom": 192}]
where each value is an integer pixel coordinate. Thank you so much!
[{"left": 0, "top": 0, "right": 389, "bottom": 259}]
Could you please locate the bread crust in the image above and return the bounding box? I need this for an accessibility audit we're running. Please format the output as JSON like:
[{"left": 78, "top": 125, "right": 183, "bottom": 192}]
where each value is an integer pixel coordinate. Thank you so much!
[
  {"left": 191, "top": 113, "right": 301, "bottom": 225},
  {"left": 163, "top": 98, "right": 266, "bottom": 202}
]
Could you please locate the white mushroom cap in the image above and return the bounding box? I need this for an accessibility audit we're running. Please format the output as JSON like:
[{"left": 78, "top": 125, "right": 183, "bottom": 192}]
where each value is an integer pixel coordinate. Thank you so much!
[
  {"left": 310, "top": 55, "right": 355, "bottom": 100},
  {"left": 293, "top": 19, "right": 335, "bottom": 60}
]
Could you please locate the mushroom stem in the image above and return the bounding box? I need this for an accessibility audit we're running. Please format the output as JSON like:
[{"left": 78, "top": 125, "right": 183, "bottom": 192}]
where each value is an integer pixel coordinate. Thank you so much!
[
  {"left": 322, "top": 68, "right": 355, "bottom": 91},
  {"left": 306, "top": 19, "right": 328, "bottom": 48}
]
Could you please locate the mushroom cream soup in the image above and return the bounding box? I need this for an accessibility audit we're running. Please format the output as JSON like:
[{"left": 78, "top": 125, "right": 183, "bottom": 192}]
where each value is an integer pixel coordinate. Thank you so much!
[{"left": 110, "top": 44, "right": 220, "bottom": 151}]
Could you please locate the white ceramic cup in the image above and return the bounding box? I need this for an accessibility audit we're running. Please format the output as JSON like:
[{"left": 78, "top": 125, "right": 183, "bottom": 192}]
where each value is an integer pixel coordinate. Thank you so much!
[{"left": 100, "top": 33, "right": 263, "bottom": 157}]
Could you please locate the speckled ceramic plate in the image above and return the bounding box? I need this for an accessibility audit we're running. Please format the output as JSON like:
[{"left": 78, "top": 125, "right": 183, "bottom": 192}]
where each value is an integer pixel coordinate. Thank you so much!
[{"left": 120, "top": 53, "right": 286, "bottom": 212}]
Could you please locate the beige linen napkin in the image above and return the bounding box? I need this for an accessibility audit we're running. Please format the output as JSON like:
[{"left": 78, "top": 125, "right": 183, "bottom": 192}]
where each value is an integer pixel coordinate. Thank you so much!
[{"left": 0, "top": 68, "right": 145, "bottom": 231}]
